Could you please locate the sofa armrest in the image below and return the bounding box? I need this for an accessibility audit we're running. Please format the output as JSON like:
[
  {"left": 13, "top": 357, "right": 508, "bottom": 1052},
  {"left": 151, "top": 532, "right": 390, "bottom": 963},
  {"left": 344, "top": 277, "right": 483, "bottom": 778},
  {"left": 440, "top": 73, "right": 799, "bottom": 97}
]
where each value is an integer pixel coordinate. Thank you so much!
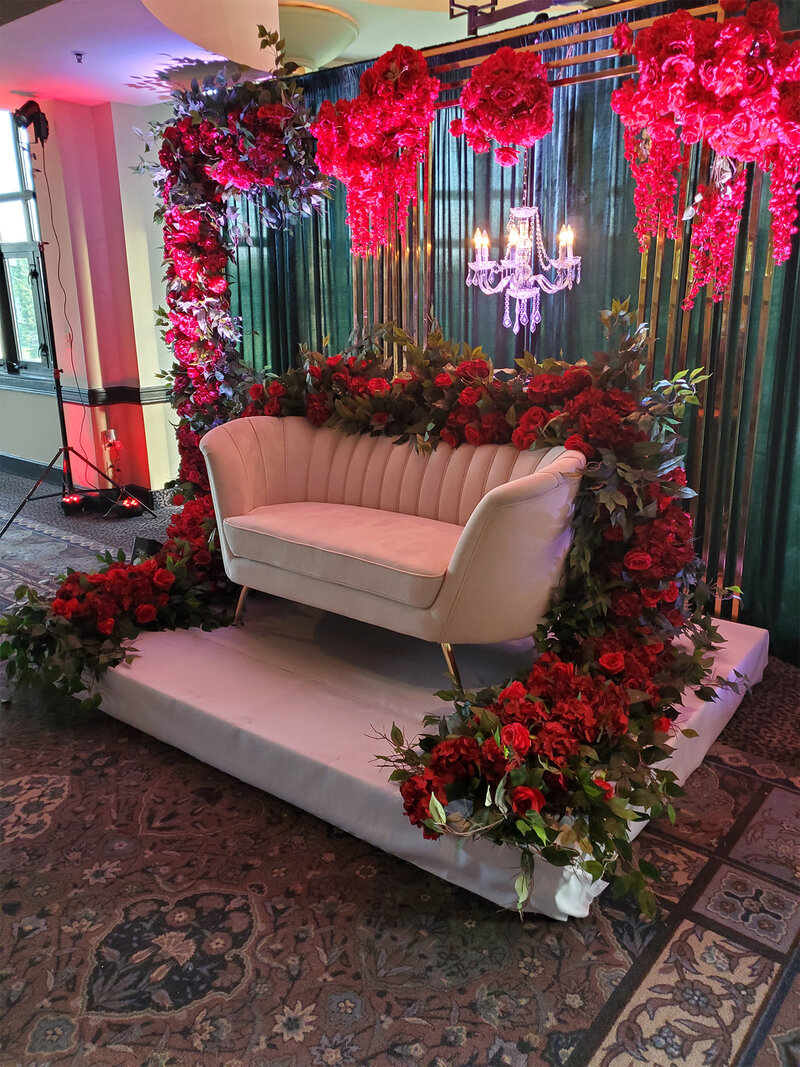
[{"left": 434, "top": 454, "right": 585, "bottom": 644}]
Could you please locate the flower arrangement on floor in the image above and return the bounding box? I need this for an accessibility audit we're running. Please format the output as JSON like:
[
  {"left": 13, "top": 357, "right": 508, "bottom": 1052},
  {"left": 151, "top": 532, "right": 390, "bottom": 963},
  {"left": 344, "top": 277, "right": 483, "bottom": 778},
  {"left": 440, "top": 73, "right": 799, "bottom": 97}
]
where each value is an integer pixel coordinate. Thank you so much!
[
  {"left": 450, "top": 46, "right": 554, "bottom": 166},
  {"left": 0, "top": 495, "right": 231, "bottom": 708},
  {"left": 311, "top": 44, "right": 440, "bottom": 256},
  {"left": 611, "top": 0, "right": 800, "bottom": 307},
  {"left": 137, "top": 29, "right": 328, "bottom": 442}
]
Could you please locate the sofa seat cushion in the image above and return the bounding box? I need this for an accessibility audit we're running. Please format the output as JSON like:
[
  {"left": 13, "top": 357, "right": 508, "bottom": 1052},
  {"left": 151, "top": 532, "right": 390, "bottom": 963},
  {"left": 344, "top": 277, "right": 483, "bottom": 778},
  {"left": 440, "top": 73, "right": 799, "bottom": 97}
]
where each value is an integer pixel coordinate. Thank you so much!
[{"left": 224, "top": 503, "right": 463, "bottom": 609}]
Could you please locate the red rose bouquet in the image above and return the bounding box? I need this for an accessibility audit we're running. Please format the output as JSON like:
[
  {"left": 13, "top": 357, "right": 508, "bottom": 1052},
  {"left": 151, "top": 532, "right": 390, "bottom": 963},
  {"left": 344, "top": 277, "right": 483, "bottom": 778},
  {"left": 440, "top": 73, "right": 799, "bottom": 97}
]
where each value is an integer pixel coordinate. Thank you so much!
[
  {"left": 311, "top": 45, "right": 440, "bottom": 256},
  {"left": 450, "top": 46, "right": 554, "bottom": 166}
]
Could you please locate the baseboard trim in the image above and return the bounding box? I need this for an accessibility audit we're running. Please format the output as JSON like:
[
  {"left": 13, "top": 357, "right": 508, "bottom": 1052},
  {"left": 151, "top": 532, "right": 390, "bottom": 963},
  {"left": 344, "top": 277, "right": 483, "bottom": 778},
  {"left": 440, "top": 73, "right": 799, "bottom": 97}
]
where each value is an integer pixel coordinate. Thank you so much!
[{"left": 0, "top": 452, "right": 64, "bottom": 488}]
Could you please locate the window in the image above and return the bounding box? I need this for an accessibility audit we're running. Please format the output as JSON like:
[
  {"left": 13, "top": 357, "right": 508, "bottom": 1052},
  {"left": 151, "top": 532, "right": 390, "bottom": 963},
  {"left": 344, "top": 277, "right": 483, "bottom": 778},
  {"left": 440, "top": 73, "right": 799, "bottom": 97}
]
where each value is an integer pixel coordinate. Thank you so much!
[{"left": 0, "top": 109, "right": 52, "bottom": 380}]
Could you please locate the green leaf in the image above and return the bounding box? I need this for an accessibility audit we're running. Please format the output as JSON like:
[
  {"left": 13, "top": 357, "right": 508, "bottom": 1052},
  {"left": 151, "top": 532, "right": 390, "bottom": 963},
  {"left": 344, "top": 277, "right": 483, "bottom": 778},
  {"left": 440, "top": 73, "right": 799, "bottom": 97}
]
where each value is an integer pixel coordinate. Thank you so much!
[
  {"left": 428, "top": 793, "right": 447, "bottom": 826},
  {"left": 638, "top": 858, "right": 662, "bottom": 881}
]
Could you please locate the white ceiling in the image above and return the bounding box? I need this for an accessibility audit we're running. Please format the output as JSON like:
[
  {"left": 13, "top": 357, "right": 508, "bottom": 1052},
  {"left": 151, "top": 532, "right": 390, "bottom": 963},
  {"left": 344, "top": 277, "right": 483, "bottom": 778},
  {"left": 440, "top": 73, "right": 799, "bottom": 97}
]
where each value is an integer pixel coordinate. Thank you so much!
[{"left": 0, "top": 0, "right": 582, "bottom": 113}]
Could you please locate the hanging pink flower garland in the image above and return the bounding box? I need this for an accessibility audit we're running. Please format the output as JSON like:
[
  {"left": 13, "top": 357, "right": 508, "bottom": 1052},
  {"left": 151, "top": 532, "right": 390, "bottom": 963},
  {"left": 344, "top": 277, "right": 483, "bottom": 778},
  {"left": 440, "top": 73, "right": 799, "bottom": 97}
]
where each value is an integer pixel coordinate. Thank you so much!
[
  {"left": 311, "top": 45, "right": 440, "bottom": 257},
  {"left": 611, "top": 1, "right": 800, "bottom": 308},
  {"left": 450, "top": 46, "right": 554, "bottom": 166}
]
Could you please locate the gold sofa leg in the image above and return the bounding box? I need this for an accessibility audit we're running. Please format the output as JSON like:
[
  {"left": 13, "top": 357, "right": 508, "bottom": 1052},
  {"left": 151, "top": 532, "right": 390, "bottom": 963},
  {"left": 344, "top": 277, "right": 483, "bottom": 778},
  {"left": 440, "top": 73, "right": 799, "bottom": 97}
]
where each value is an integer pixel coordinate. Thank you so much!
[
  {"left": 440, "top": 642, "right": 462, "bottom": 690},
  {"left": 234, "top": 586, "right": 249, "bottom": 624}
]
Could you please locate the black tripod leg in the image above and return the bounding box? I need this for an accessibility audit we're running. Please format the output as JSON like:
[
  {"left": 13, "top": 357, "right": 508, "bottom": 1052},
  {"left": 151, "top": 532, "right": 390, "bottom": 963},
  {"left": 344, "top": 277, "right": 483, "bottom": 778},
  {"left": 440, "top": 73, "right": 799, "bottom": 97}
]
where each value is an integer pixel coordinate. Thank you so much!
[
  {"left": 0, "top": 448, "right": 66, "bottom": 540},
  {"left": 68, "top": 449, "right": 156, "bottom": 517}
]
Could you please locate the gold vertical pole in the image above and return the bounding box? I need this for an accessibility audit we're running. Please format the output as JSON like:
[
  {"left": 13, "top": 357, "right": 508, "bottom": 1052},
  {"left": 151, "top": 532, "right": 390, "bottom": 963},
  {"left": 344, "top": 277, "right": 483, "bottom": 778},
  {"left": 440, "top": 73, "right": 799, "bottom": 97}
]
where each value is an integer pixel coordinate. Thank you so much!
[
  {"left": 393, "top": 198, "right": 402, "bottom": 375},
  {"left": 412, "top": 165, "right": 421, "bottom": 346},
  {"left": 663, "top": 143, "right": 693, "bottom": 378},
  {"left": 710, "top": 167, "right": 761, "bottom": 616},
  {"left": 373, "top": 242, "right": 381, "bottom": 328},
  {"left": 733, "top": 234, "right": 774, "bottom": 621},
  {"left": 647, "top": 222, "right": 666, "bottom": 380},
  {"left": 706, "top": 175, "right": 743, "bottom": 615},
  {"left": 423, "top": 127, "right": 434, "bottom": 332},
  {"left": 362, "top": 249, "right": 370, "bottom": 338},
  {"left": 352, "top": 253, "right": 360, "bottom": 341},
  {"left": 638, "top": 241, "right": 654, "bottom": 379}
]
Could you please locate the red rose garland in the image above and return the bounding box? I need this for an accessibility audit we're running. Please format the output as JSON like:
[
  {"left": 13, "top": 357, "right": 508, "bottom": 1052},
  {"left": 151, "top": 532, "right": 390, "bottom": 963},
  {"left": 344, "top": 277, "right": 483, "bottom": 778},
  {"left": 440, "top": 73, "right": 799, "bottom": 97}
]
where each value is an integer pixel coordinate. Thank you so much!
[
  {"left": 142, "top": 33, "right": 328, "bottom": 457},
  {"left": 450, "top": 46, "right": 554, "bottom": 166},
  {"left": 612, "top": 2, "right": 800, "bottom": 308},
  {"left": 311, "top": 45, "right": 440, "bottom": 256}
]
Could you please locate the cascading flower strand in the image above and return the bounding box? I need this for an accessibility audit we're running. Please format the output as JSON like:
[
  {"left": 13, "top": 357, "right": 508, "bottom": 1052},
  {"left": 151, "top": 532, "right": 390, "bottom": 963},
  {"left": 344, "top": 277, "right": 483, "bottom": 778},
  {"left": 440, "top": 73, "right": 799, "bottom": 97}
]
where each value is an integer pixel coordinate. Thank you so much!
[{"left": 611, "top": 1, "right": 800, "bottom": 308}]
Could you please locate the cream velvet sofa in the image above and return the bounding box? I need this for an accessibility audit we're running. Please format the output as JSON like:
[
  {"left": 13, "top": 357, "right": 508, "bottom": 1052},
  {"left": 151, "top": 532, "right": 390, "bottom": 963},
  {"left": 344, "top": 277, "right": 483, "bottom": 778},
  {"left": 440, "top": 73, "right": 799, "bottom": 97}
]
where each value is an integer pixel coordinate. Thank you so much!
[{"left": 200, "top": 416, "right": 585, "bottom": 676}]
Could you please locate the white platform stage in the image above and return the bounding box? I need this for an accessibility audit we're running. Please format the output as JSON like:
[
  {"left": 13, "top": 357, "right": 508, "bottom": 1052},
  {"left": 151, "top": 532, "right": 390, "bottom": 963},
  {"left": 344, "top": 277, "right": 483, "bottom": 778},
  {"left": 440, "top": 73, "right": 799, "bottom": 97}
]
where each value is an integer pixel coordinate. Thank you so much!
[{"left": 98, "top": 597, "right": 769, "bottom": 919}]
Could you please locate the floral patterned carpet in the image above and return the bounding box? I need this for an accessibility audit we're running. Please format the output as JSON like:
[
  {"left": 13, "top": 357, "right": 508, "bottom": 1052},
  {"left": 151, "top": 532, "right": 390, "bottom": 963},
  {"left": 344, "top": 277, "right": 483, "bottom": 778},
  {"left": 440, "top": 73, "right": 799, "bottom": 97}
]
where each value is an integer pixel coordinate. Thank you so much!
[{"left": 1, "top": 489, "right": 799, "bottom": 1067}]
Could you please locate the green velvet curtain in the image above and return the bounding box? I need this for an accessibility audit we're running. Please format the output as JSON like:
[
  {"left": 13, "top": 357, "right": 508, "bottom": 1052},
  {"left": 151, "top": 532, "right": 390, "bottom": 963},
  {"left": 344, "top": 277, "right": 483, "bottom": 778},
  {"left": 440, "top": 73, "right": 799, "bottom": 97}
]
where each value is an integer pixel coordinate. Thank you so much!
[
  {"left": 226, "top": 7, "right": 799, "bottom": 662},
  {"left": 229, "top": 65, "right": 368, "bottom": 371}
]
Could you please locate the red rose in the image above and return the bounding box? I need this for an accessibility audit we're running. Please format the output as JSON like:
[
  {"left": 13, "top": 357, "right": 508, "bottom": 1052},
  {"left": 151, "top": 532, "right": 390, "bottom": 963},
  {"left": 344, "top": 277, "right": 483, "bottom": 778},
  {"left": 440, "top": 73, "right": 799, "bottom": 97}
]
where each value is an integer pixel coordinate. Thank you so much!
[
  {"left": 193, "top": 549, "right": 212, "bottom": 567},
  {"left": 399, "top": 774, "right": 442, "bottom": 839},
  {"left": 440, "top": 427, "right": 458, "bottom": 448},
  {"left": 464, "top": 423, "right": 483, "bottom": 446},
  {"left": 51, "top": 597, "right": 78, "bottom": 619},
  {"left": 494, "top": 144, "right": 519, "bottom": 167},
  {"left": 306, "top": 393, "right": 331, "bottom": 427},
  {"left": 593, "top": 778, "right": 614, "bottom": 800},
  {"left": 661, "top": 582, "right": 680, "bottom": 603},
  {"left": 500, "top": 722, "right": 532, "bottom": 756},
  {"left": 598, "top": 652, "right": 626, "bottom": 674},
  {"left": 458, "top": 386, "right": 480, "bottom": 407},
  {"left": 624, "top": 550, "right": 653, "bottom": 572},
  {"left": 367, "top": 377, "right": 390, "bottom": 395},
  {"left": 153, "top": 568, "right": 176, "bottom": 590},
  {"left": 653, "top": 716, "right": 672, "bottom": 734},
  {"left": 430, "top": 736, "right": 481, "bottom": 785},
  {"left": 171, "top": 492, "right": 184, "bottom": 506},
  {"left": 611, "top": 592, "right": 643, "bottom": 619},
  {"left": 135, "top": 604, "right": 158, "bottom": 625},
  {"left": 435, "top": 372, "right": 453, "bottom": 388},
  {"left": 510, "top": 785, "right": 545, "bottom": 816},
  {"left": 97, "top": 618, "right": 116, "bottom": 635},
  {"left": 499, "top": 680, "right": 527, "bottom": 703},
  {"left": 268, "top": 381, "right": 286, "bottom": 398},
  {"left": 563, "top": 434, "right": 596, "bottom": 460},
  {"left": 479, "top": 737, "right": 509, "bottom": 784}
]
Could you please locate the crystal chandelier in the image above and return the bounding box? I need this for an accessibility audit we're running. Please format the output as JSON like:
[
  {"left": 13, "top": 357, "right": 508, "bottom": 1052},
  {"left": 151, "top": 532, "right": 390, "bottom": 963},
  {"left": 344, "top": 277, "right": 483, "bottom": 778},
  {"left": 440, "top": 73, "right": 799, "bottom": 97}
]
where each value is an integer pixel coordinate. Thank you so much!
[{"left": 466, "top": 204, "right": 581, "bottom": 334}]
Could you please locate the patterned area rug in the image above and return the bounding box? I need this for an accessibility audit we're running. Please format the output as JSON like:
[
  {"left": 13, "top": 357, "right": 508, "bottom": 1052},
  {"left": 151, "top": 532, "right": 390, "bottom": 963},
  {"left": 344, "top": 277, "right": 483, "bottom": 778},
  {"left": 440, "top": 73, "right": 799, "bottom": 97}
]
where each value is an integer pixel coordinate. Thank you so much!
[
  {"left": 1, "top": 691, "right": 799, "bottom": 1066},
  {"left": 1, "top": 480, "right": 799, "bottom": 1066}
]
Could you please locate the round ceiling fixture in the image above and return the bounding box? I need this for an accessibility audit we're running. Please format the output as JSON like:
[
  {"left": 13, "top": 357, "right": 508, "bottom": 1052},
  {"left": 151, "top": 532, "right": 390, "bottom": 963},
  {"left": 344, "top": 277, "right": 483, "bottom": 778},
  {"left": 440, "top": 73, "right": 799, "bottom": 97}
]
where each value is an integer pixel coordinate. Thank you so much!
[
  {"left": 278, "top": 3, "right": 359, "bottom": 70},
  {"left": 141, "top": 0, "right": 281, "bottom": 69}
]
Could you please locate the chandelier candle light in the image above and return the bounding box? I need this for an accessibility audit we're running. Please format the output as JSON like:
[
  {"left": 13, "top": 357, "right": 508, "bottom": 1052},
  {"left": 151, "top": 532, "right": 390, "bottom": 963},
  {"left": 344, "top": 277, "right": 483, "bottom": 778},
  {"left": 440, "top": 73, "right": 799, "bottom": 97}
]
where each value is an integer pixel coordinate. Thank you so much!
[{"left": 468, "top": 206, "right": 581, "bottom": 334}]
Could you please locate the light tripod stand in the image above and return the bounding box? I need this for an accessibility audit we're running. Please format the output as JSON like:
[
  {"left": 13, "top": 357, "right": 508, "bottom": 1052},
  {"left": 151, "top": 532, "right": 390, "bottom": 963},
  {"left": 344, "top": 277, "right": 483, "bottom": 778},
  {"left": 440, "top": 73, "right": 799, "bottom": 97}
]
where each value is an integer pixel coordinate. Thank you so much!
[{"left": 0, "top": 244, "right": 155, "bottom": 541}]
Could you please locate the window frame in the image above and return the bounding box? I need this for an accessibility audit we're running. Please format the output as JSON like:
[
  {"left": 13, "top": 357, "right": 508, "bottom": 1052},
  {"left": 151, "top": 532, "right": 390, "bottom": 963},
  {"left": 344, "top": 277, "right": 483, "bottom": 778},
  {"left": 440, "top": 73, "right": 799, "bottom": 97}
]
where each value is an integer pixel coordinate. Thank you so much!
[{"left": 0, "top": 112, "right": 52, "bottom": 383}]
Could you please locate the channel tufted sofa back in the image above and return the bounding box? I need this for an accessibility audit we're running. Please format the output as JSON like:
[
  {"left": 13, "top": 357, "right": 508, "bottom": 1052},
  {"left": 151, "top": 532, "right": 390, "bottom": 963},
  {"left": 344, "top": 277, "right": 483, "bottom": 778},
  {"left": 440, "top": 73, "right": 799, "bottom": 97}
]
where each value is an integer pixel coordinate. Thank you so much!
[{"left": 207, "top": 414, "right": 566, "bottom": 528}]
